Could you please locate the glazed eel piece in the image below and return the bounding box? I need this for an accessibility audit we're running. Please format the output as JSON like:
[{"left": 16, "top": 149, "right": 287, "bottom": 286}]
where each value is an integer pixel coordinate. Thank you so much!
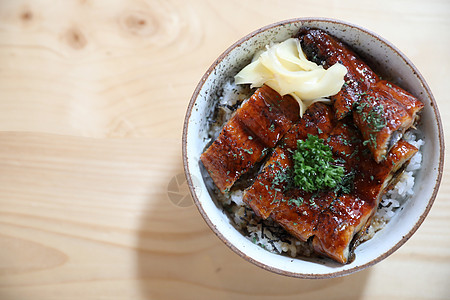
[
  {"left": 352, "top": 82, "right": 423, "bottom": 162},
  {"left": 312, "top": 125, "right": 418, "bottom": 263},
  {"left": 298, "top": 28, "right": 379, "bottom": 120},
  {"left": 298, "top": 29, "right": 424, "bottom": 162},
  {"left": 242, "top": 103, "right": 418, "bottom": 263},
  {"left": 200, "top": 85, "right": 300, "bottom": 193}
]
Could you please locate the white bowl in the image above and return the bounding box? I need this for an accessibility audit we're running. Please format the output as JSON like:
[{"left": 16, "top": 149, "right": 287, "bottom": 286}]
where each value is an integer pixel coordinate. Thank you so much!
[{"left": 182, "top": 18, "right": 444, "bottom": 278}]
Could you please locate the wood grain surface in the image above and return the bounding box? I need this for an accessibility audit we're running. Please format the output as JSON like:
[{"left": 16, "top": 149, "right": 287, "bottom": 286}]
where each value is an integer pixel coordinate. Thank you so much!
[{"left": 0, "top": 0, "right": 449, "bottom": 299}]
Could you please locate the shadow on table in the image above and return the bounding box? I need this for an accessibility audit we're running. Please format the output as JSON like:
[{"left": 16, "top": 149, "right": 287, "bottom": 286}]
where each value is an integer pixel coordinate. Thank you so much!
[{"left": 136, "top": 170, "right": 371, "bottom": 299}]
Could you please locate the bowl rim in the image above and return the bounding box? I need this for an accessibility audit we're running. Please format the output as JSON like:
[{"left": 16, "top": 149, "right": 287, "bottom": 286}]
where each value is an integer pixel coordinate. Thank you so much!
[{"left": 182, "top": 17, "right": 445, "bottom": 279}]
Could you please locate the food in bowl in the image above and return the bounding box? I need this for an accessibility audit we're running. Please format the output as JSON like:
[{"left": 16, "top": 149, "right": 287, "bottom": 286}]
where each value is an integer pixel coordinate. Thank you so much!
[
  {"left": 199, "top": 27, "right": 425, "bottom": 264},
  {"left": 184, "top": 18, "right": 443, "bottom": 278}
]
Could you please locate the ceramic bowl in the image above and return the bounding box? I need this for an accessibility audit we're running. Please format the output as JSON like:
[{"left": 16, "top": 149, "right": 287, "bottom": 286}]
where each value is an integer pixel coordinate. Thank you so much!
[{"left": 182, "top": 18, "right": 444, "bottom": 278}]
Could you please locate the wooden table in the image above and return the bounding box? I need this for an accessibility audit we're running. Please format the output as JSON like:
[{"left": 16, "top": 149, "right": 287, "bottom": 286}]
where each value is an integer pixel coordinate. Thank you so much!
[{"left": 0, "top": 0, "right": 449, "bottom": 299}]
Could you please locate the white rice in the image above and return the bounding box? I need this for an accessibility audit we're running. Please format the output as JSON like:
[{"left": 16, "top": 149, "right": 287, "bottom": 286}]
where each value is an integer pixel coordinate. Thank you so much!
[
  {"left": 206, "top": 81, "right": 424, "bottom": 258},
  {"left": 379, "top": 132, "right": 424, "bottom": 214},
  {"left": 209, "top": 81, "right": 250, "bottom": 140}
]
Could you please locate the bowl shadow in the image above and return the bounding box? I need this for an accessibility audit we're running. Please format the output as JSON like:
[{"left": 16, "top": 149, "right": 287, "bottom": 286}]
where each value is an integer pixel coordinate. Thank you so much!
[{"left": 136, "top": 166, "right": 371, "bottom": 299}]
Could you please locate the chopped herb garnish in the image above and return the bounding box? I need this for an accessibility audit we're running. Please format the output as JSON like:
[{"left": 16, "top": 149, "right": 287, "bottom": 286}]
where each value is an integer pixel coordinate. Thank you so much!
[
  {"left": 309, "top": 198, "right": 318, "bottom": 208},
  {"left": 355, "top": 101, "right": 387, "bottom": 148},
  {"left": 288, "top": 197, "right": 304, "bottom": 207},
  {"left": 357, "top": 91, "right": 367, "bottom": 98},
  {"left": 333, "top": 170, "right": 355, "bottom": 194},
  {"left": 367, "top": 104, "right": 387, "bottom": 132},
  {"left": 349, "top": 149, "right": 359, "bottom": 158},
  {"left": 243, "top": 148, "right": 253, "bottom": 155},
  {"left": 270, "top": 167, "right": 292, "bottom": 192},
  {"left": 269, "top": 124, "right": 275, "bottom": 132},
  {"left": 293, "top": 134, "right": 345, "bottom": 193}
]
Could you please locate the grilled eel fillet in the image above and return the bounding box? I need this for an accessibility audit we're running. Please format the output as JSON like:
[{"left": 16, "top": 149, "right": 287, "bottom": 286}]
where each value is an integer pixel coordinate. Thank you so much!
[
  {"left": 200, "top": 85, "right": 300, "bottom": 193},
  {"left": 298, "top": 28, "right": 379, "bottom": 120},
  {"left": 298, "top": 29, "right": 424, "bottom": 163},
  {"left": 352, "top": 82, "right": 423, "bottom": 162},
  {"left": 242, "top": 103, "right": 418, "bottom": 264}
]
